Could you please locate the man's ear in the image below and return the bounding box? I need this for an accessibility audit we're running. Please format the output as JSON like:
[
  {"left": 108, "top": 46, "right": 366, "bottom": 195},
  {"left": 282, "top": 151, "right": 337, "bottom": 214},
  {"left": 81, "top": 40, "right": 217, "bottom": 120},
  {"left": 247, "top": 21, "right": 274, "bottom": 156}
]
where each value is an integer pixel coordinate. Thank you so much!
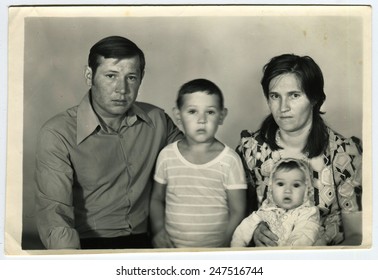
[
  {"left": 218, "top": 108, "right": 228, "bottom": 125},
  {"left": 84, "top": 66, "right": 93, "bottom": 86}
]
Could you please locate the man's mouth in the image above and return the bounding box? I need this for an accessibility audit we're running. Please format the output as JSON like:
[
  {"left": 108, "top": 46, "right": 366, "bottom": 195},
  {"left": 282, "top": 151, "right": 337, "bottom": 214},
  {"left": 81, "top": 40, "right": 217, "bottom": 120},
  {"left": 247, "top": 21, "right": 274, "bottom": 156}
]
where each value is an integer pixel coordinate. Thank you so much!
[{"left": 112, "top": 100, "right": 128, "bottom": 105}]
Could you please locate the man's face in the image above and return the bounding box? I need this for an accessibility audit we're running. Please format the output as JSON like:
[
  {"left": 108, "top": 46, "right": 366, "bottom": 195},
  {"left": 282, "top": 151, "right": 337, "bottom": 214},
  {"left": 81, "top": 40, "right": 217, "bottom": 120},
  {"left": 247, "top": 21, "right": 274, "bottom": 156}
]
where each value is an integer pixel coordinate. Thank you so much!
[{"left": 86, "top": 56, "right": 143, "bottom": 119}]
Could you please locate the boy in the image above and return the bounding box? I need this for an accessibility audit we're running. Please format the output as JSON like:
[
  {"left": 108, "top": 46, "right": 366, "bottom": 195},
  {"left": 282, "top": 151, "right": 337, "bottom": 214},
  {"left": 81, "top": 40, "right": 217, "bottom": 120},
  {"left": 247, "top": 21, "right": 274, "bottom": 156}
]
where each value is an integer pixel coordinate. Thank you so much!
[{"left": 150, "top": 78, "right": 247, "bottom": 248}]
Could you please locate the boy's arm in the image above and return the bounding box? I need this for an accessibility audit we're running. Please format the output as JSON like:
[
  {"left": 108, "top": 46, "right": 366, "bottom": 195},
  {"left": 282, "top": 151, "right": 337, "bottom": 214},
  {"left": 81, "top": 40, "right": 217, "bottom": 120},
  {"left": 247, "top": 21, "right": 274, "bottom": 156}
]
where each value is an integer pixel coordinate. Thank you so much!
[
  {"left": 149, "top": 181, "right": 175, "bottom": 248},
  {"left": 224, "top": 189, "right": 247, "bottom": 247}
]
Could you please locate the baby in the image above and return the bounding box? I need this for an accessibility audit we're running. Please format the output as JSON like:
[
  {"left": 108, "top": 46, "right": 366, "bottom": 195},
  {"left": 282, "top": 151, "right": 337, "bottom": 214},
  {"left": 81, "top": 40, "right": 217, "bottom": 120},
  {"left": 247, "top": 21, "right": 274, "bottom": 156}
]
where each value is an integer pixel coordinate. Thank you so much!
[{"left": 231, "top": 158, "right": 320, "bottom": 247}]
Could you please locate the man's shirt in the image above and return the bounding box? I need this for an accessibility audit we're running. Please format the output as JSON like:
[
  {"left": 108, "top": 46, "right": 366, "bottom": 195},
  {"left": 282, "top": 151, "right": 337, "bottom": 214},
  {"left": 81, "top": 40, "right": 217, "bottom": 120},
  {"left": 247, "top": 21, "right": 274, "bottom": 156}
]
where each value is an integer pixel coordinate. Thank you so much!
[{"left": 35, "top": 92, "right": 182, "bottom": 249}]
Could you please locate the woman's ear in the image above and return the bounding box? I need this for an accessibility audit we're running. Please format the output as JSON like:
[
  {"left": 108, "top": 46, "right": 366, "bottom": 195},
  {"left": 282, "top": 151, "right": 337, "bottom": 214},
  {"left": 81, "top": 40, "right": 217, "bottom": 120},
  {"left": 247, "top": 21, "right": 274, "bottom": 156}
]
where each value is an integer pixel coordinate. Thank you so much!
[
  {"left": 218, "top": 108, "right": 228, "bottom": 125},
  {"left": 84, "top": 66, "right": 93, "bottom": 87}
]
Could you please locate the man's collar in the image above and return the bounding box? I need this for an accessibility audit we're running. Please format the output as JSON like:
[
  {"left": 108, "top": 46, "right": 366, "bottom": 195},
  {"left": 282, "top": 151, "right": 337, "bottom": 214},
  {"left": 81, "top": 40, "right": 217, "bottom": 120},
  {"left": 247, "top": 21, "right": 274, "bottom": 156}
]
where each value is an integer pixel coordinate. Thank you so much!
[
  {"left": 76, "top": 92, "right": 154, "bottom": 144},
  {"left": 76, "top": 92, "right": 99, "bottom": 144}
]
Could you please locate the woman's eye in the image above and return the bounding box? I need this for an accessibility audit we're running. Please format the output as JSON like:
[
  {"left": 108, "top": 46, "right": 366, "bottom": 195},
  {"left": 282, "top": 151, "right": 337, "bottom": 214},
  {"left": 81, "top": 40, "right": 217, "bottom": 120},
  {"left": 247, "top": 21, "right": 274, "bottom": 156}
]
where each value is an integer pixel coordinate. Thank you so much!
[
  {"left": 291, "top": 93, "right": 302, "bottom": 99},
  {"left": 269, "top": 93, "right": 279, "bottom": 100}
]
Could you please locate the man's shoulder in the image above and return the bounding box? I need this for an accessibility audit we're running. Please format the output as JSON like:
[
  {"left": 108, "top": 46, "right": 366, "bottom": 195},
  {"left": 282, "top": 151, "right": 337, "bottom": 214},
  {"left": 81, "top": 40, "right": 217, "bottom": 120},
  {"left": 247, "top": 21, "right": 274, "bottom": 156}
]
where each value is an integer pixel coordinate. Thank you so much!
[
  {"left": 41, "top": 105, "right": 78, "bottom": 132},
  {"left": 134, "top": 101, "right": 164, "bottom": 113}
]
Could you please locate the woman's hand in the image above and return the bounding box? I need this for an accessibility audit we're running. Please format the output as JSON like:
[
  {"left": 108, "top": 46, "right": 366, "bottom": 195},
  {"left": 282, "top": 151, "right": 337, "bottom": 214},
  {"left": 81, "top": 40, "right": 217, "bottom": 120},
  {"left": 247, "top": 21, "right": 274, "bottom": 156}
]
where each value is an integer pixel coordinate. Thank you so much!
[
  {"left": 253, "top": 222, "right": 279, "bottom": 247},
  {"left": 152, "top": 229, "right": 175, "bottom": 248}
]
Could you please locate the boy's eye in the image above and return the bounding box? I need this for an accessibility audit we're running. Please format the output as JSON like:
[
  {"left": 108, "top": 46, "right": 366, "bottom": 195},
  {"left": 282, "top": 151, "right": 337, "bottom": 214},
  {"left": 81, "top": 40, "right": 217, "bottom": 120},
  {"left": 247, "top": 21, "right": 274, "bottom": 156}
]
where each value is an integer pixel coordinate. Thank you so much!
[
  {"left": 188, "top": 110, "right": 196, "bottom": 114},
  {"left": 207, "top": 110, "right": 216, "bottom": 115}
]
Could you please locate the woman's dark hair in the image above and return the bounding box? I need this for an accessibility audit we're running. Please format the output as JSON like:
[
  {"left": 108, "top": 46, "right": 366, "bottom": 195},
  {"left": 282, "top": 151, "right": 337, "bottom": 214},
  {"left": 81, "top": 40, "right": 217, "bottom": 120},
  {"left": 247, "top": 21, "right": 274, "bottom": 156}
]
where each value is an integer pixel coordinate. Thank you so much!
[
  {"left": 259, "top": 54, "right": 329, "bottom": 158},
  {"left": 88, "top": 36, "right": 145, "bottom": 77},
  {"left": 176, "top": 78, "right": 224, "bottom": 109}
]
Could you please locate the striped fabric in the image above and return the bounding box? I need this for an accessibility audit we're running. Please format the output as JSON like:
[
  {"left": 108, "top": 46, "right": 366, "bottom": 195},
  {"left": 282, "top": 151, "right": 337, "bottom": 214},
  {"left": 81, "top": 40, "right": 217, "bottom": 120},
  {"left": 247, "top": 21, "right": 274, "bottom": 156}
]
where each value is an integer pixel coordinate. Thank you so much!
[{"left": 154, "top": 141, "right": 247, "bottom": 247}]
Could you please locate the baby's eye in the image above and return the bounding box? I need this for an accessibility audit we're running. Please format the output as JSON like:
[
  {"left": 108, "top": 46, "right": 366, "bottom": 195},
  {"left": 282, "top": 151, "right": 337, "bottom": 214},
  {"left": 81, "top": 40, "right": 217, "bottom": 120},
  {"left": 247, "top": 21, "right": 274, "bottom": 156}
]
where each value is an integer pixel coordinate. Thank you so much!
[
  {"left": 276, "top": 182, "right": 284, "bottom": 187},
  {"left": 293, "top": 183, "right": 302, "bottom": 188}
]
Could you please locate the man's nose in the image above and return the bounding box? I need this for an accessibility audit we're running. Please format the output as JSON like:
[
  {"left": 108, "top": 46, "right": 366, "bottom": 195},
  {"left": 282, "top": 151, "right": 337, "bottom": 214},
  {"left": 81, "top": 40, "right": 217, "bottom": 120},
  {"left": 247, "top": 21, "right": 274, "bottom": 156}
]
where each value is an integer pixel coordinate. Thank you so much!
[{"left": 115, "top": 78, "right": 128, "bottom": 94}]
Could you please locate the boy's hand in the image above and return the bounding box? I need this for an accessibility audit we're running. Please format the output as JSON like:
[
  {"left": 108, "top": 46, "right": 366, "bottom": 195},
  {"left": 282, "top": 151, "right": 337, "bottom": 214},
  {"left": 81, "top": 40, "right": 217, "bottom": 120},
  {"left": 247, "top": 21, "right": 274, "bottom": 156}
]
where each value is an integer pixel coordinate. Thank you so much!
[{"left": 152, "top": 229, "right": 175, "bottom": 248}]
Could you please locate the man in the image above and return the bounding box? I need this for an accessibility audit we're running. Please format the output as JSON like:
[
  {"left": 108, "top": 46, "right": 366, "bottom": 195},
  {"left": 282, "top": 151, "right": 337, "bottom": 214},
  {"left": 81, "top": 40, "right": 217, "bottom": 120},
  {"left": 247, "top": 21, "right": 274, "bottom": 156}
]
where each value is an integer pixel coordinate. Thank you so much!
[{"left": 35, "top": 36, "right": 182, "bottom": 249}]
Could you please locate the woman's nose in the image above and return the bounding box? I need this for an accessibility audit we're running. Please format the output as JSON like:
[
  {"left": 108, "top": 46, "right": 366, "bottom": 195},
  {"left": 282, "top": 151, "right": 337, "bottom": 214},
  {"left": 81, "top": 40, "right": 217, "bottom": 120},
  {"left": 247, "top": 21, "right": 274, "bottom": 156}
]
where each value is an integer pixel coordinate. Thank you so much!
[{"left": 280, "top": 97, "right": 290, "bottom": 112}]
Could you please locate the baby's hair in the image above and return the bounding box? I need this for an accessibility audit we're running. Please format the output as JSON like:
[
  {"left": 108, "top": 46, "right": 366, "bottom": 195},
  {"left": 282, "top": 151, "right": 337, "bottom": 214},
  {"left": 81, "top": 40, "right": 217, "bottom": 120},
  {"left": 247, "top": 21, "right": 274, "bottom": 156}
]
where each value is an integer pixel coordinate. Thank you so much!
[
  {"left": 273, "top": 160, "right": 304, "bottom": 176},
  {"left": 176, "top": 78, "right": 224, "bottom": 109}
]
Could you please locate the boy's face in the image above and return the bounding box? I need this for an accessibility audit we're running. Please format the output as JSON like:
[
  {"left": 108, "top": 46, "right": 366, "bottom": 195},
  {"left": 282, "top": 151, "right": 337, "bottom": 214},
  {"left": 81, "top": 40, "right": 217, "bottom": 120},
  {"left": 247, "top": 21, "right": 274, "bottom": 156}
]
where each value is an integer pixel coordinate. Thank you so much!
[
  {"left": 271, "top": 168, "right": 306, "bottom": 210},
  {"left": 175, "top": 91, "right": 227, "bottom": 145}
]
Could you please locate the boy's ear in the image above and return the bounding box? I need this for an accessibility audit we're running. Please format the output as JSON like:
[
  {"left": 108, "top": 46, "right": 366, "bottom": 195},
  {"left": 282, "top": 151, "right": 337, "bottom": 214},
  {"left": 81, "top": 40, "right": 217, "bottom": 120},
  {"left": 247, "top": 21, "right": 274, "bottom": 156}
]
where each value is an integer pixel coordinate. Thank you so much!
[
  {"left": 218, "top": 108, "right": 228, "bottom": 125},
  {"left": 172, "top": 107, "right": 181, "bottom": 124},
  {"left": 84, "top": 66, "right": 93, "bottom": 86}
]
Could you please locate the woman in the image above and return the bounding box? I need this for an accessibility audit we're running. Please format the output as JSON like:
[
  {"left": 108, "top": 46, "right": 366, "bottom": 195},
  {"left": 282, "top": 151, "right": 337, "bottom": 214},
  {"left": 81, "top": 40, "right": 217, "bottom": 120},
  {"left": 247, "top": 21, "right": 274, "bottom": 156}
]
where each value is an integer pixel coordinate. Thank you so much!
[{"left": 238, "top": 54, "right": 362, "bottom": 246}]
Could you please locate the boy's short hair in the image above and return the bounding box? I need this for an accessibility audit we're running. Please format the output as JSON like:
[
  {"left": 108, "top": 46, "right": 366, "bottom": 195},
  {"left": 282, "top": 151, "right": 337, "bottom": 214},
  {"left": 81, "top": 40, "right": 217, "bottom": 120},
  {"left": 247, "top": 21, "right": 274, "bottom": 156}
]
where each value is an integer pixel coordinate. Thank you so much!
[{"left": 176, "top": 78, "right": 224, "bottom": 109}]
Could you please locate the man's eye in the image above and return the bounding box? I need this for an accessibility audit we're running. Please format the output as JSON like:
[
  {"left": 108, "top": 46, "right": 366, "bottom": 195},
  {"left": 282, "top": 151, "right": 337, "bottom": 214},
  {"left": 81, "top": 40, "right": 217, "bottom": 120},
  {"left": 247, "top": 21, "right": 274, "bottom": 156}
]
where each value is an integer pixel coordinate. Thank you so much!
[
  {"left": 106, "top": 74, "right": 116, "bottom": 79},
  {"left": 128, "top": 76, "right": 137, "bottom": 81}
]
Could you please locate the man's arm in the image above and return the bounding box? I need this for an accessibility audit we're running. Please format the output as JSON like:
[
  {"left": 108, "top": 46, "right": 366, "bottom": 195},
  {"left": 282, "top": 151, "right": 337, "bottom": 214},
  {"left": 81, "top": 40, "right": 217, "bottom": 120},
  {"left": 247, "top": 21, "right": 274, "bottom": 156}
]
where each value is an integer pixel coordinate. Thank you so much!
[{"left": 35, "top": 128, "right": 80, "bottom": 249}]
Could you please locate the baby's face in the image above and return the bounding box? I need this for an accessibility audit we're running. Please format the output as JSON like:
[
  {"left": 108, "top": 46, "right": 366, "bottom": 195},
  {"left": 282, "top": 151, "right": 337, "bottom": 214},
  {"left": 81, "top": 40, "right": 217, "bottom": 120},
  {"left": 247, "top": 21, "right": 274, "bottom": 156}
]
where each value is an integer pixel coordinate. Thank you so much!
[{"left": 271, "top": 168, "right": 306, "bottom": 210}]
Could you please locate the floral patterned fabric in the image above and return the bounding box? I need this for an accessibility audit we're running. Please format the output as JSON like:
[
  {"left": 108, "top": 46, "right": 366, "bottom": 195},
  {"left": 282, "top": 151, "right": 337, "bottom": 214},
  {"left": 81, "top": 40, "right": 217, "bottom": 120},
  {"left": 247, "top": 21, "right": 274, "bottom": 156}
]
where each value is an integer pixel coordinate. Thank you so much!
[{"left": 237, "top": 128, "right": 362, "bottom": 245}]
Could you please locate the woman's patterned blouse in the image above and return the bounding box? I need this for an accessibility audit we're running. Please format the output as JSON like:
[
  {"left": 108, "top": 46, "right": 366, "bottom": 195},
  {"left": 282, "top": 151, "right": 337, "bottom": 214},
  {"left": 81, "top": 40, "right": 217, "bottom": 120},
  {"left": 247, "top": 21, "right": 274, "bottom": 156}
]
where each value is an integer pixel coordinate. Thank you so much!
[{"left": 237, "top": 128, "right": 362, "bottom": 245}]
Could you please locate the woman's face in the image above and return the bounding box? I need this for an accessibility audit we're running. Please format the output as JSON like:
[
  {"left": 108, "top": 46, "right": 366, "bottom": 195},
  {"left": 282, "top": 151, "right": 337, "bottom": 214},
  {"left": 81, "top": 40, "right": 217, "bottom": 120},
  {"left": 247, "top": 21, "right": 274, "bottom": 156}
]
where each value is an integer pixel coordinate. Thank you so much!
[{"left": 267, "top": 73, "right": 313, "bottom": 134}]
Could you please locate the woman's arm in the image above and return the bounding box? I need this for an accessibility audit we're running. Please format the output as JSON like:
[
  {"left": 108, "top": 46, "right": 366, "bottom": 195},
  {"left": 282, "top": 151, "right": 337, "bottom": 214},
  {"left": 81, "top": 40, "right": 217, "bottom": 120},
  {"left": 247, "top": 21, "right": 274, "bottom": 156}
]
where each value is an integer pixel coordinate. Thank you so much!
[{"left": 340, "top": 211, "right": 362, "bottom": 245}]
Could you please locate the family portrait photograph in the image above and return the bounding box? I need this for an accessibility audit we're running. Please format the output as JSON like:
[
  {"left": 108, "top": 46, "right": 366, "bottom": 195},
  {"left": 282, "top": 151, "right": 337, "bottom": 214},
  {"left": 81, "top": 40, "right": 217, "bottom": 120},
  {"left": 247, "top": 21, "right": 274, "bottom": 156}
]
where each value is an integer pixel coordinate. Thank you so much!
[{"left": 4, "top": 5, "right": 372, "bottom": 258}]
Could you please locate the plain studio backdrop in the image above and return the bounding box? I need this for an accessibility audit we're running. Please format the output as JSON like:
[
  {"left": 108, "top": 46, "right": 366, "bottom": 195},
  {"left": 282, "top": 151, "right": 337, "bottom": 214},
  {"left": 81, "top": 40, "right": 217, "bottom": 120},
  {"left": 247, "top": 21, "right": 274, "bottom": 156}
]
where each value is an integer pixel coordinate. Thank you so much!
[{"left": 18, "top": 8, "right": 364, "bottom": 249}]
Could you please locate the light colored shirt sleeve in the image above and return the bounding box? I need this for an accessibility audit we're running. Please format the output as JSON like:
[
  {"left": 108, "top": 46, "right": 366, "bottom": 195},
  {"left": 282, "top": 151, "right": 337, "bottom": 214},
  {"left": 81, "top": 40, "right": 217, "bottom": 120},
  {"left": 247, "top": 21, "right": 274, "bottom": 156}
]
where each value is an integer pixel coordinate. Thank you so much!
[
  {"left": 284, "top": 207, "right": 320, "bottom": 246},
  {"left": 35, "top": 128, "right": 80, "bottom": 249},
  {"left": 231, "top": 212, "right": 262, "bottom": 247}
]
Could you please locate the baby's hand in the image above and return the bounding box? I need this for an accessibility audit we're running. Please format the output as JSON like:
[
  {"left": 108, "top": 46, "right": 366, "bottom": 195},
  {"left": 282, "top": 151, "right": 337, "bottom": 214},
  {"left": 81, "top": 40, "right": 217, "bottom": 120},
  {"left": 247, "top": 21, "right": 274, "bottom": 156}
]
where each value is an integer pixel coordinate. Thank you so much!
[{"left": 152, "top": 229, "right": 175, "bottom": 248}]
